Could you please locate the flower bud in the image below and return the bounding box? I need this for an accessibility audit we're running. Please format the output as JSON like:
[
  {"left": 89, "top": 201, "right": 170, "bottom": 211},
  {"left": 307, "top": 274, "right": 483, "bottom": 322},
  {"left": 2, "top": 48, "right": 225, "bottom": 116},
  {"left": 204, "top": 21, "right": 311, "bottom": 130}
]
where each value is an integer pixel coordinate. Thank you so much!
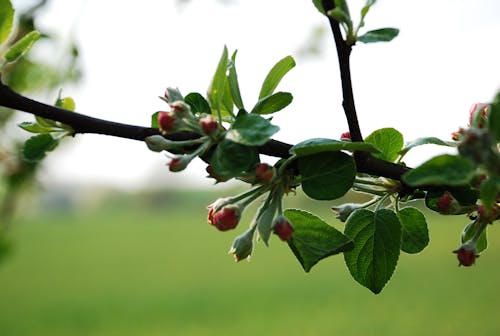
[
  {"left": 332, "top": 203, "right": 361, "bottom": 222},
  {"left": 209, "top": 205, "right": 241, "bottom": 231},
  {"left": 199, "top": 116, "right": 219, "bottom": 135},
  {"left": 340, "top": 131, "right": 351, "bottom": 141},
  {"left": 478, "top": 205, "right": 499, "bottom": 224},
  {"left": 273, "top": 216, "right": 294, "bottom": 241},
  {"left": 453, "top": 241, "right": 479, "bottom": 267},
  {"left": 254, "top": 163, "right": 274, "bottom": 184},
  {"left": 169, "top": 101, "right": 192, "bottom": 118},
  {"left": 158, "top": 111, "right": 176, "bottom": 134},
  {"left": 228, "top": 229, "right": 254, "bottom": 262},
  {"left": 468, "top": 103, "right": 489, "bottom": 129},
  {"left": 451, "top": 129, "right": 464, "bottom": 141},
  {"left": 144, "top": 135, "right": 169, "bottom": 152},
  {"left": 435, "top": 192, "right": 474, "bottom": 215},
  {"left": 168, "top": 155, "right": 190, "bottom": 172}
]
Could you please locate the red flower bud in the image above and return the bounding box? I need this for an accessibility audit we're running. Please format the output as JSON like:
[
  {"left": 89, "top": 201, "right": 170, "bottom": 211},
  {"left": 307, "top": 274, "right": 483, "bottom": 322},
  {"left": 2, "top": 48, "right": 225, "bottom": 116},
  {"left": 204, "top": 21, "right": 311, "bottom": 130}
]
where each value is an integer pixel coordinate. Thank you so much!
[
  {"left": 478, "top": 205, "right": 498, "bottom": 224},
  {"left": 168, "top": 156, "right": 190, "bottom": 172},
  {"left": 199, "top": 116, "right": 219, "bottom": 135},
  {"left": 340, "top": 132, "right": 351, "bottom": 141},
  {"left": 273, "top": 216, "right": 294, "bottom": 241},
  {"left": 254, "top": 163, "right": 274, "bottom": 184},
  {"left": 453, "top": 242, "right": 479, "bottom": 267},
  {"left": 158, "top": 111, "right": 176, "bottom": 134},
  {"left": 209, "top": 205, "right": 241, "bottom": 231},
  {"left": 436, "top": 193, "right": 454, "bottom": 213}
]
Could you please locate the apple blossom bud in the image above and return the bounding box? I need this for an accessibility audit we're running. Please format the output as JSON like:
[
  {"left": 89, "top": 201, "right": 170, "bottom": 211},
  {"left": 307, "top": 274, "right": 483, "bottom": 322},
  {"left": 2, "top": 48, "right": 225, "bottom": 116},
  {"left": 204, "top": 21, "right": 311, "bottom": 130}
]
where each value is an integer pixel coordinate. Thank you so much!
[
  {"left": 199, "top": 116, "right": 219, "bottom": 135},
  {"left": 209, "top": 205, "right": 241, "bottom": 231},
  {"left": 478, "top": 205, "right": 499, "bottom": 224},
  {"left": 340, "top": 132, "right": 351, "bottom": 141},
  {"left": 451, "top": 129, "right": 464, "bottom": 141},
  {"left": 332, "top": 203, "right": 361, "bottom": 222},
  {"left": 254, "top": 163, "right": 274, "bottom": 184},
  {"left": 145, "top": 135, "right": 169, "bottom": 152},
  {"left": 158, "top": 111, "right": 176, "bottom": 134},
  {"left": 273, "top": 216, "right": 294, "bottom": 241},
  {"left": 228, "top": 229, "right": 254, "bottom": 262},
  {"left": 468, "top": 103, "right": 489, "bottom": 129},
  {"left": 169, "top": 101, "right": 192, "bottom": 118},
  {"left": 453, "top": 241, "right": 479, "bottom": 267},
  {"left": 168, "top": 155, "right": 190, "bottom": 172}
]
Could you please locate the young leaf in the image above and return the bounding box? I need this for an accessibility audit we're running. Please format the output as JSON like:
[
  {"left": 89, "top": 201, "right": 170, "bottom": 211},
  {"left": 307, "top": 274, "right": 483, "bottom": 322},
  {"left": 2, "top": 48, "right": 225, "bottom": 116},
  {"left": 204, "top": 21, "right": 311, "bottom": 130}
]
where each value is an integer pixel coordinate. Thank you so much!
[
  {"left": 489, "top": 91, "right": 500, "bottom": 142},
  {"left": 365, "top": 127, "right": 404, "bottom": 162},
  {"left": 18, "top": 121, "right": 53, "bottom": 134},
  {"left": 290, "top": 138, "right": 380, "bottom": 157},
  {"left": 225, "top": 113, "right": 280, "bottom": 146},
  {"left": 257, "top": 197, "right": 278, "bottom": 246},
  {"left": 184, "top": 92, "right": 211, "bottom": 115},
  {"left": 344, "top": 209, "right": 401, "bottom": 294},
  {"left": 298, "top": 151, "right": 356, "bottom": 200},
  {"left": 284, "top": 209, "right": 354, "bottom": 272},
  {"left": 397, "top": 207, "right": 429, "bottom": 254},
  {"left": 5, "top": 30, "right": 41, "bottom": 63},
  {"left": 357, "top": 28, "right": 399, "bottom": 43},
  {"left": 399, "top": 137, "right": 456, "bottom": 156},
  {"left": 151, "top": 111, "right": 160, "bottom": 128},
  {"left": 207, "top": 46, "right": 229, "bottom": 117},
  {"left": 403, "top": 154, "right": 476, "bottom": 186},
  {"left": 462, "top": 222, "right": 488, "bottom": 253},
  {"left": 251, "top": 92, "right": 293, "bottom": 115},
  {"left": 258, "top": 56, "right": 295, "bottom": 99},
  {"left": 210, "top": 139, "right": 259, "bottom": 178},
  {"left": 327, "top": 8, "right": 351, "bottom": 26},
  {"left": 55, "top": 96, "right": 76, "bottom": 111},
  {"left": 165, "top": 87, "right": 184, "bottom": 103},
  {"left": 22, "top": 134, "right": 59, "bottom": 162},
  {"left": 228, "top": 51, "right": 244, "bottom": 110},
  {"left": 361, "top": 0, "right": 376, "bottom": 21},
  {"left": 0, "top": 0, "right": 14, "bottom": 45}
]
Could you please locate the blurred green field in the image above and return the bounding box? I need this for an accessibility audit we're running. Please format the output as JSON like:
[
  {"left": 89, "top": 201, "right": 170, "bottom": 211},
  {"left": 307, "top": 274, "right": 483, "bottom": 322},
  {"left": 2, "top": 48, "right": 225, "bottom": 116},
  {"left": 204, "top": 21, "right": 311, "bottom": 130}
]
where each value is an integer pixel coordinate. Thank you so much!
[{"left": 0, "top": 190, "right": 499, "bottom": 335}]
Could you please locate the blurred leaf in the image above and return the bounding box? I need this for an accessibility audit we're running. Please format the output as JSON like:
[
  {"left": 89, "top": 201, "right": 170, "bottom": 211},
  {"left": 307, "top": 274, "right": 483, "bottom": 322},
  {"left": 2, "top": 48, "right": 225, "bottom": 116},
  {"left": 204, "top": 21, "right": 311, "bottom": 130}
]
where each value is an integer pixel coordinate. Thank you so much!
[
  {"left": 258, "top": 56, "right": 295, "bottom": 99},
  {"left": 185, "top": 92, "right": 211, "bottom": 115},
  {"left": 399, "top": 137, "right": 455, "bottom": 156},
  {"left": 210, "top": 139, "right": 259, "bottom": 178},
  {"left": 151, "top": 111, "right": 160, "bottom": 128},
  {"left": 361, "top": 0, "right": 376, "bottom": 21},
  {"left": 251, "top": 92, "right": 293, "bottom": 115},
  {"left": 18, "top": 121, "right": 53, "bottom": 133},
  {"left": 22, "top": 134, "right": 59, "bottom": 162},
  {"left": 226, "top": 113, "right": 280, "bottom": 146},
  {"left": 397, "top": 207, "right": 429, "bottom": 254},
  {"left": 311, "top": 0, "right": 326, "bottom": 14},
  {"left": 365, "top": 127, "right": 404, "bottom": 162},
  {"left": 55, "top": 97, "right": 75, "bottom": 111},
  {"left": 298, "top": 151, "right": 356, "bottom": 200},
  {"left": 290, "top": 138, "right": 380, "bottom": 157},
  {"left": 228, "top": 50, "right": 244, "bottom": 110},
  {"left": 403, "top": 154, "right": 475, "bottom": 186},
  {"left": 357, "top": 28, "right": 399, "bottom": 43},
  {"left": 425, "top": 186, "right": 478, "bottom": 214},
  {"left": 0, "top": 0, "right": 14, "bottom": 45},
  {"left": 462, "top": 222, "right": 488, "bottom": 253},
  {"left": 344, "top": 209, "right": 401, "bottom": 294},
  {"left": 285, "top": 209, "right": 354, "bottom": 272},
  {"left": 327, "top": 8, "right": 351, "bottom": 26},
  {"left": 480, "top": 176, "right": 500, "bottom": 212},
  {"left": 5, "top": 30, "right": 41, "bottom": 63},
  {"left": 489, "top": 91, "right": 500, "bottom": 142}
]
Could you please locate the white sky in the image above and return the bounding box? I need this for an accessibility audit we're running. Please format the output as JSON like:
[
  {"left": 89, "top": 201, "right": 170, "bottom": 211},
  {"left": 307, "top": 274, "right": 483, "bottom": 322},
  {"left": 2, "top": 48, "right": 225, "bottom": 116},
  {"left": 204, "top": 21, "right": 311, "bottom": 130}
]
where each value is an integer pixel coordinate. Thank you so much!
[{"left": 11, "top": 0, "right": 500, "bottom": 190}]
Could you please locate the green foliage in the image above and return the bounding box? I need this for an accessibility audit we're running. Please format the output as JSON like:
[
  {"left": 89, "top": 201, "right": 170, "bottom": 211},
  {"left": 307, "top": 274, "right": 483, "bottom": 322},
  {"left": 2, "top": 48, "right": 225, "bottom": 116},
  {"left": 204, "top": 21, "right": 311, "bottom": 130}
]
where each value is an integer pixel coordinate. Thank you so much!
[
  {"left": 397, "top": 207, "right": 429, "bottom": 254},
  {"left": 284, "top": 208, "right": 354, "bottom": 272},
  {"left": 184, "top": 93, "right": 211, "bottom": 115},
  {"left": 399, "top": 137, "right": 455, "bottom": 157},
  {"left": 365, "top": 127, "right": 404, "bottom": 162},
  {"left": 290, "top": 137, "right": 380, "bottom": 157},
  {"left": 480, "top": 176, "right": 500, "bottom": 212},
  {"left": 403, "top": 154, "right": 476, "bottom": 186},
  {"left": 22, "top": 133, "right": 59, "bottom": 162},
  {"left": 4, "top": 31, "right": 41, "bottom": 64},
  {"left": 207, "top": 46, "right": 233, "bottom": 119},
  {"left": 357, "top": 28, "right": 399, "bottom": 43},
  {"left": 0, "top": 0, "right": 14, "bottom": 45},
  {"left": 209, "top": 139, "right": 259, "bottom": 178},
  {"left": 251, "top": 92, "right": 293, "bottom": 115},
  {"left": 344, "top": 209, "right": 401, "bottom": 294},
  {"left": 258, "top": 55, "right": 295, "bottom": 99},
  {"left": 225, "top": 113, "right": 280, "bottom": 146},
  {"left": 425, "top": 186, "right": 478, "bottom": 214},
  {"left": 298, "top": 151, "right": 356, "bottom": 200},
  {"left": 462, "top": 221, "right": 488, "bottom": 253},
  {"left": 228, "top": 51, "right": 244, "bottom": 110},
  {"left": 489, "top": 91, "right": 500, "bottom": 142}
]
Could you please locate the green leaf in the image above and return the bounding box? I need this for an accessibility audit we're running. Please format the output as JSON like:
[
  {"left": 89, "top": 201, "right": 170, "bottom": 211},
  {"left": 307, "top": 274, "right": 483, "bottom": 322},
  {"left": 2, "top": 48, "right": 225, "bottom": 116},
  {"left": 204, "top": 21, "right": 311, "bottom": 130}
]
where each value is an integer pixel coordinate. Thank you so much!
[
  {"left": 257, "top": 197, "right": 278, "bottom": 246},
  {"left": 225, "top": 113, "right": 280, "bottom": 146},
  {"left": 480, "top": 176, "right": 500, "bottom": 212},
  {"left": 397, "top": 207, "right": 429, "bottom": 254},
  {"left": 327, "top": 8, "right": 351, "bottom": 26},
  {"left": 56, "top": 96, "right": 75, "bottom": 111},
  {"left": 462, "top": 222, "right": 488, "bottom": 253},
  {"left": 344, "top": 209, "right": 401, "bottom": 294},
  {"left": 221, "top": 77, "right": 234, "bottom": 117},
  {"left": 298, "top": 151, "right": 356, "bottom": 200},
  {"left": 184, "top": 92, "right": 211, "bottom": 115},
  {"left": 258, "top": 56, "right": 295, "bottom": 99},
  {"left": 334, "top": 0, "right": 351, "bottom": 17},
  {"left": 290, "top": 138, "right": 380, "bottom": 157},
  {"left": 403, "top": 154, "right": 476, "bottom": 187},
  {"left": 18, "top": 121, "right": 53, "bottom": 134},
  {"left": 228, "top": 50, "right": 244, "bottom": 110},
  {"left": 489, "top": 91, "right": 500, "bottom": 142},
  {"left": 22, "top": 134, "right": 59, "bottom": 162},
  {"left": 425, "top": 186, "right": 478, "bottom": 214},
  {"left": 399, "top": 137, "right": 456, "bottom": 156},
  {"left": 361, "top": 0, "right": 376, "bottom": 21},
  {"left": 165, "top": 87, "right": 184, "bottom": 103},
  {"left": 0, "top": 0, "right": 14, "bottom": 45},
  {"left": 207, "top": 46, "right": 229, "bottom": 117},
  {"left": 5, "top": 30, "right": 41, "bottom": 63},
  {"left": 311, "top": 0, "right": 326, "bottom": 14},
  {"left": 284, "top": 209, "right": 354, "bottom": 272},
  {"left": 151, "top": 111, "right": 160, "bottom": 128},
  {"left": 357, "top": 28, "right": 399, "bottom": 43},
  {"left": 35, "top": 116, "right": 58, "bottom": 128},
  {"left": 210, "top": 139, "right": 259, "bottom": 178},
  {"left": 251, "top": 92, "right": 293, "bottom": 115},
  {"left": 365, "top": 127, "right": 404, "bottom": 162}
]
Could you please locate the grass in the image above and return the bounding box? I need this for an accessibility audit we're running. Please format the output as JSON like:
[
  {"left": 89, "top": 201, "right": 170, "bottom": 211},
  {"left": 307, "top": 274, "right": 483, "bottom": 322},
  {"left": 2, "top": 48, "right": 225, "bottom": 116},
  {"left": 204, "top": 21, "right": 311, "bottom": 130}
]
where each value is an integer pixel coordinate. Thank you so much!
[{"left": 0, "top": 190, "right": 499, "bottom": 335}]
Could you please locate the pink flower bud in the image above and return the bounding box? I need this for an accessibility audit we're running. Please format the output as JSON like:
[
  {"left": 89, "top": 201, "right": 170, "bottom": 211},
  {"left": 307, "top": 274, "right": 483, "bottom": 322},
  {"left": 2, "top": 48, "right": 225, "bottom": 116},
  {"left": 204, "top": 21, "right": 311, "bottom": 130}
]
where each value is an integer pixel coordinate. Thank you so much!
[
  {"left": 478, "top": 205, "right": 499, "bottom": 224},
  {"left": 340, "top": 132, "right": 351, "bottom": 141},
  {"left": 169, "top": 101, "right": 192, "bottom": 118},
  {"left": 158, "top": 111, "right": 176, "bottom": 134},
  {"left": 254, "top": 163, "right": 274, "bottom": 184},
  {"left": 209, "top": 205, "right": 241, "bottom": 231},
  {"left": 199, "top": 116, "right": 219, "bottom": 135},
  {"left": 273, "top": 216, "right": 294, "bottom": 241},
  {"left": 453, "top": 242, "right": 479, "bottom": 267},
  {"left": 168, "top": 156, "right": 190, "bottom": 172}
]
